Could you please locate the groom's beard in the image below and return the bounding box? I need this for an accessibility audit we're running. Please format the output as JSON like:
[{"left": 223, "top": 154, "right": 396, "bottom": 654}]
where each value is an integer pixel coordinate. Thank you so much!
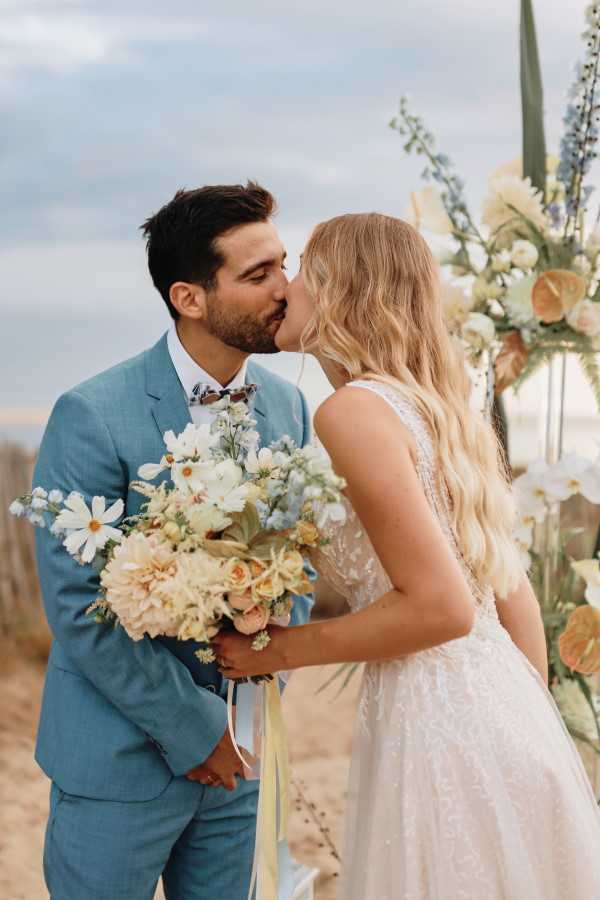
[{"left": 205, "top": 304, "right": 284, "bottom": 354}]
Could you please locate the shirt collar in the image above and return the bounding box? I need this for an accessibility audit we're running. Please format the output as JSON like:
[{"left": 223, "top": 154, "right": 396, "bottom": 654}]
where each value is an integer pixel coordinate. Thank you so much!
[{"left": 167, "top": 324, "right": 248, "bottom": 398}]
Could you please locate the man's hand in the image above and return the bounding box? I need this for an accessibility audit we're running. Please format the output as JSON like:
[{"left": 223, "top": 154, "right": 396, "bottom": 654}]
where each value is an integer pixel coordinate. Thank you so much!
[{"left": 185, "top": 726, "right": 245, "bottom": 791}]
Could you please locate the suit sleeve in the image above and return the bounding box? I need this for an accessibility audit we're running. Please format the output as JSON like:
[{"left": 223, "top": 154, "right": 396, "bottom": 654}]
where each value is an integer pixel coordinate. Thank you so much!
[
  {"left": 34, "top": 389, "right": 227, "bottom": 776},
  {"left": 289, "top": 386, "right": 315, "bottom": 627}
]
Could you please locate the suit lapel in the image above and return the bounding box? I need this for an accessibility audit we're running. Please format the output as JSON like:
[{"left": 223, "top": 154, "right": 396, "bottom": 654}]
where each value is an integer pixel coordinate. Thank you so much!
[
  {"left": 246, "top": 361, "right": 266, "bottom": 420},
  {"left": 145, "top": 333, "right": 192, "bottom": 442}
]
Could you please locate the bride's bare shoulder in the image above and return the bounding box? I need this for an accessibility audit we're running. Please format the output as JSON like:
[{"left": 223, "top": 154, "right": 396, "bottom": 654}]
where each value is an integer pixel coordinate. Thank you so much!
[{"left": 314, "top": 382, "right": 417, "bottom": 462}]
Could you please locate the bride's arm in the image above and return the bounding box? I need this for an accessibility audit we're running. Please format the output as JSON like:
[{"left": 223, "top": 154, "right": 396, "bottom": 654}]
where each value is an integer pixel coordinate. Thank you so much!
[
  {"left": 495, "top": 578, "right": 548, "bottom": 685},
  {"left": 214, "top": 387, "right": 475, "bottom": 678}
]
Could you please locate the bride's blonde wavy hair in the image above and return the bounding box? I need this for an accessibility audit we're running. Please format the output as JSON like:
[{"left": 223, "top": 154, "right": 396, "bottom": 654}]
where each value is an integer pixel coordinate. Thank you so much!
[{"left": 301, "top": 212, "right": 520, "bottom": 598}]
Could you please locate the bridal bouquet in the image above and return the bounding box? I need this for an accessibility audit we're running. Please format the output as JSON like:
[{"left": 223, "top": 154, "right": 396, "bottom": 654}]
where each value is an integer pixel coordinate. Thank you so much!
[
  {"left": 391, "top": 2, "right": 600, "bottom": 404},
  {"left": 513, "top": 451, "right": 600, "bottom": 748},
  {"left": 9, "top": 396, "right": 346, "bottom": 662}
]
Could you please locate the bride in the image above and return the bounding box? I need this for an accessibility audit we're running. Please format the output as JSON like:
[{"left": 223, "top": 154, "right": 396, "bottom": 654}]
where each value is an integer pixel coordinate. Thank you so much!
[{"left": 212, "top": 213, "right": 600, "bottom": 898}]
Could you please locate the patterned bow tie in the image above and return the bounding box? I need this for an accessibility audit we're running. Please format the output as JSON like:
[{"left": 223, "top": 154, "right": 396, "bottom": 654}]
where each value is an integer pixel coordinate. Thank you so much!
[{"left": 189, "top": 382, "right": 258, "bottom": 407}]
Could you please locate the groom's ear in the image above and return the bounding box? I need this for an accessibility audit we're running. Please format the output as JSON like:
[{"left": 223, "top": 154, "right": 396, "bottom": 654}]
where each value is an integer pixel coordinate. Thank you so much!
[{"left": 169, "top": 282, "right": 208, "bottom": 321}]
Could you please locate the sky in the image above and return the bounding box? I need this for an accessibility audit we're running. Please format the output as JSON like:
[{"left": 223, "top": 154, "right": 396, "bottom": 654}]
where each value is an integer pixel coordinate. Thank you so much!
[{"left": 1, "top": 0, "right": 598, "bottom": 456}]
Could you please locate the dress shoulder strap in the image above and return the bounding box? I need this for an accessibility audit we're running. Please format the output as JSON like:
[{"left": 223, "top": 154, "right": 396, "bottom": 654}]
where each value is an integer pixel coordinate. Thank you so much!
[{"left": 347, "top": 379, "right": 435, "bottom": 468}]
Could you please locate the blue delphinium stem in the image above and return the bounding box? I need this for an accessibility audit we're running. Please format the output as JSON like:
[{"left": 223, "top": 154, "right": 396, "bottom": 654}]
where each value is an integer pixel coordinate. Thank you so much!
[
  {"left": 559, "top": 5, "right": 600, "bottom": 241},
  {"left": 391, "top": 95, "right": 491, "bottom": 254}
]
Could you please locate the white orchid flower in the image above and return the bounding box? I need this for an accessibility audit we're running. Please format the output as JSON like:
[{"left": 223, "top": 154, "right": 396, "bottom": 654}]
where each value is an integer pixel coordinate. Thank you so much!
[
  {"left": 544, "top": 453, "right": 597, "bottom": 502},
  {"left": 245, "top": 447, "right": 279, "bottom": 476},
  {"left": 513, "top": 517, "right": 534, "bottom": 570},
  {"left": 55, "top": 493, "right": 124, "bottom": 563},
  {"left": 571, "top": 558, "right": 600, "bottom": 608},
  {"left": 513, "top": 461, "right": 551, "bottom": 522},
  {"left": 203, "top": 459, "right": 249, "bottom": 512},
  {"left": 581, "top": 457, "right": 600, "bottom": 504}
]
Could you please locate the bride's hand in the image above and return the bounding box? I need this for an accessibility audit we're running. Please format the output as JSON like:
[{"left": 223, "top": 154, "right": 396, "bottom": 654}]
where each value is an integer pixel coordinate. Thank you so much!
[{"left": 212, "top": 626, "right": 287, "bottom": 680}]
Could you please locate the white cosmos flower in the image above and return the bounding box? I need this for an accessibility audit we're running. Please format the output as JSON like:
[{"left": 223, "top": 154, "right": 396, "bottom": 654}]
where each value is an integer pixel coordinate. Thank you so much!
[
  {"left": 245, "top": 447, "right": 279, "bottom": 476},
  {"left": 571, "top": 558, "right": 600, "bottom": 608},
  {"left": 513, "top": 461, "right": 551, "bottom": 522},
  {"left": 166, "top": 422, "right": 218, "bottom": 460},
  {"left": 139, "top": 424, "right": 220, "bottom": 481},
  {"left": 171, "top": 460, "right": 212, "bottom": 495},
  {"left": 203, "top": 459, "right": 249, "bottom": 512},
  {"left": 55, "top": 493, "right": 124, "bottom": 563}
]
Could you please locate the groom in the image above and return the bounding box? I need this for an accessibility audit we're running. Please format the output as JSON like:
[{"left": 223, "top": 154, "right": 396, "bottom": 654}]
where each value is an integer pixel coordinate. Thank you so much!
[{"left": 34, "top": 181, "right": 314, "bottom": 899}]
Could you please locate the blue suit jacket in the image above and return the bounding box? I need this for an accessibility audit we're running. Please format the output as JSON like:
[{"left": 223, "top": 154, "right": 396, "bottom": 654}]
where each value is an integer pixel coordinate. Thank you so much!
[{"left": 34, "top": 333, "right": 314, "bottom": 802}]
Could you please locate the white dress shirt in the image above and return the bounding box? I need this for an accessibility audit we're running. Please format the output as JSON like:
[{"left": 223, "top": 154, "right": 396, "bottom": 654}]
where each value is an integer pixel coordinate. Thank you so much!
[{"left": 167, "top": 325, "right": 248, "bottom": 427}]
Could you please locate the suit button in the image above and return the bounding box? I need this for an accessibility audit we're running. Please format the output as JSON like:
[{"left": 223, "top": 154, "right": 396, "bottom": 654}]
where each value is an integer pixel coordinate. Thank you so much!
[{"left": 206, "top": 684, "right": 216, "bottom": 693}]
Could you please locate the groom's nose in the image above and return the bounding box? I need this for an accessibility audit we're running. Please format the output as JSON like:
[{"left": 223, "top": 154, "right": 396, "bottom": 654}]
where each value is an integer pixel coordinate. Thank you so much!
[{"left": 273, "top": 266, "right": 289, "bottom": 297}]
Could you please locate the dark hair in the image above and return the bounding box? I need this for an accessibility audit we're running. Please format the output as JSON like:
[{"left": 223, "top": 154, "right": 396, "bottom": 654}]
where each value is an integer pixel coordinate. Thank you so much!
[{"left": 140, "top": 181, "right": 276, "bottom": 319}]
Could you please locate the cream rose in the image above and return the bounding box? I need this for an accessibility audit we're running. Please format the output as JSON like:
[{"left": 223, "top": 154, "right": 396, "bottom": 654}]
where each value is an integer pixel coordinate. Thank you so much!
[
  {"left": 295, "top": 520, "right": 319, "bottom": 547},
  {"left": 249, "top": 559, "right": 268, "bottom": 578},
  {"left": 224, "top": 558, "right": 252, "bottom": 593},
  {"left": 279, "top": 550, "right": 305, "bottom": 583},
  {"left": 163, "top": 521, "right": 182, "bottom": 544},
  {"left": 229, "top": 588, "right": 254, "bottom": 611},
  {"left": 511, "top": 240, "right": 539, "bottom": 270},
  {"left": 253, "top": 574, "right": 285, "bottom": 602},
  {"left": 567, "top": 299, "right": 600, "bottom": 337},
  {"left": 233, "top": 604, "right": 270, "bottom": 635}
]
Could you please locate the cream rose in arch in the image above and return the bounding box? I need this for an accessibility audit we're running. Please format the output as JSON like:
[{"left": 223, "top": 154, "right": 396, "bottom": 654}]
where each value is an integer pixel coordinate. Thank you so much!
[
  {"left": 440, "top": 280, "right": 474, "bottom": 329},
  {"left": 567, "top": 299, "right": 600, "bottom": 338},
  {"left": 461, "top": 312, "right": 496, "bottom": 351},
  {"left": 511, "top": 240, "right": 539, "bottom": 270}
]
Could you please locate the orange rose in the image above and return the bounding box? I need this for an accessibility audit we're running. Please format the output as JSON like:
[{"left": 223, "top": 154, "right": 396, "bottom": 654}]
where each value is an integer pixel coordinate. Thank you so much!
[{"left": 233, "top": 604, "right": 270, "bottom": 635}]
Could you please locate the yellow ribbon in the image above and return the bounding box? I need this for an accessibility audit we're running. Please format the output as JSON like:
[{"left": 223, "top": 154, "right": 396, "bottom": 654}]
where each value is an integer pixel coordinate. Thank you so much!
[{"left": 247, "top": 678, "right": 291, "bottom": 900}]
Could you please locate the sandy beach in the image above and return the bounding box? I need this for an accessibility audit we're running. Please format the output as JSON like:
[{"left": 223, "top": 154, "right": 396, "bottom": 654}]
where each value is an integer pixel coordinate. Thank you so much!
[{"left": 0, "top": 644, "right": 359, "bottom": 900}]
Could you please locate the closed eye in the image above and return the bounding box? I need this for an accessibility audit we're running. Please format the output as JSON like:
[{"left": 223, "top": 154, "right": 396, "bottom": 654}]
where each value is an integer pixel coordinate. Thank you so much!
[{"left": 250, "top": 263, "right": 287, "bottom": 284}]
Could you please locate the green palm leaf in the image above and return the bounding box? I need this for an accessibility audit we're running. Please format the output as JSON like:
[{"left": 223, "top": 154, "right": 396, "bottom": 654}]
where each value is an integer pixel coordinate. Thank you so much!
[{"left": 520, "top": 0, "right": 547, "bottom": 195}]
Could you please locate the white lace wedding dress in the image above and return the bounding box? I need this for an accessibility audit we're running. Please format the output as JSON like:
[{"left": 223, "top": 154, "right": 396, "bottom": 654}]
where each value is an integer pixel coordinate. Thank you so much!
[{"left": 314, "top": 380, "right": 600, "bottom": 900}]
